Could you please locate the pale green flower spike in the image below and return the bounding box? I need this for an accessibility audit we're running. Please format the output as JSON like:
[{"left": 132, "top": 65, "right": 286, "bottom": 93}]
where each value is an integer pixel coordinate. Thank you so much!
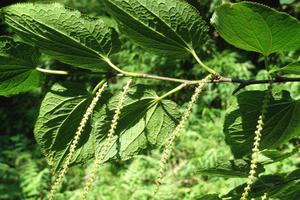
[
  {"left": 240, "top": 84, "right": 272, "bottom": 200},
  {"left": 155, "top": 75, "right": 211, "bottom": 193},
  {"left": 48, "top": 82, "right": 107, "bottom": 200},
  {"left": 81, "top": 79, "right": 132, "bottom": 200},
  {"left": 261, "top": 193, "right": 268, "bottom": 200}
]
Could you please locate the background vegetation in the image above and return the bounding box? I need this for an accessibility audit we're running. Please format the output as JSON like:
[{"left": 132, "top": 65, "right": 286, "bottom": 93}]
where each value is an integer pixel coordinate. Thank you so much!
[{"left": 0, "top": 0, "right": 299, "bottom": 199}]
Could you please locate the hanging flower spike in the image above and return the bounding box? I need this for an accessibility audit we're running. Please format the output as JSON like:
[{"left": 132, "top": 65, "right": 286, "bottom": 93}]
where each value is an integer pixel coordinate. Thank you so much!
[
  {"left": 81, "top": 79, "right": 132, "bottom": 200},
  {"left": 154, "top": 75, "right": 211, "bottom": 193},
  {"left": 261, "top": 193, "right": 268, "bottom": 200},
  {"left": 48, "top": 82, "right": 107, "bottom": 200},
  {"left": 240, "top": 84, "right": 272, "bottom": 200}
]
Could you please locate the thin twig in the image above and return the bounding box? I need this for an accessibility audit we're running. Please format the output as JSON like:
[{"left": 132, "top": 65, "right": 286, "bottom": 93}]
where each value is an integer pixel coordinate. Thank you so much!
[
  {"left": 118, "top": 73, "right": 300, "bottom": 86},
  {"left": 36, "top": 65, "right": 300, "bottom": 88}
]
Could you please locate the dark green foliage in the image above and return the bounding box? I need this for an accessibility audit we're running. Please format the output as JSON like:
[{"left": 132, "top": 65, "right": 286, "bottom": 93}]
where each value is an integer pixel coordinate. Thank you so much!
[
  {"left": 35, "top": 83, "right": 179, "bottom": 172},
  {"left": 0, "top": 136, "right": 50, "bottom": 200},
  {"left": 224, "top": 90, "right": 300, "bottom": 158},
  {"left": 2, "top": 3, "right": 120, "bottom": 72},
  {"left": 103, "top": 0, "right": 209, "bottom": 58},
  {"left": 224, "top": 169, "right": 300, "bottom": 200},
  {"left": 0, "top": 0, "right": 300, "bottom": 199},
  {"left": 197, "top": 159, "right": 265, "bottom": 178},
  {"left": 0, "top": 37, "right": 44, "bottom": 96}
]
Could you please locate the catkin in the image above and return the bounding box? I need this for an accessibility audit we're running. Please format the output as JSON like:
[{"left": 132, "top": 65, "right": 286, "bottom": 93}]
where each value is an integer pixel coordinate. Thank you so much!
[
  {"left": 240, "top": 84, "right": 272, "bottom": 200},
  {"left": 81, "top": 79, "right": 132, "bottom": 200},
  {"left": 48, "top": 82, "right": 107, "bottom": 200},
  {"left": 154, "top": 75, "right": 211, "bottom": 193}
]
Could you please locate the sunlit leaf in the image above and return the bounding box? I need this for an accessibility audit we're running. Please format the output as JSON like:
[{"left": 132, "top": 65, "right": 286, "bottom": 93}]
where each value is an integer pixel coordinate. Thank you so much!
[
  {"left": 34, "top": 83, "right": 179, "bottom": 172},
  {"left": 103, "top": 0, "right": 208, "bottom": 58},
  {"left": 212, "top": 2, "right": 300, "bottom": 55},
  {"left": 2, "top": 3, "right": 120, "bottom": 72}
]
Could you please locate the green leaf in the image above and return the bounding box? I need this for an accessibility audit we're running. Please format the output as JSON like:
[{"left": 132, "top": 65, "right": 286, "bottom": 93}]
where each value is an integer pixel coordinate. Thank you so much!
[
  {"left": 34, "top": 83, "right": 179, "bottom": 172},
  {"left": 271, "top": 61, "right": 300, "bottom": 75},
  {"left": 224, "top": 91, "right": 300, "bottom": 158},
  {"left": 198, "top": 159, "right": 265, "bottom": 178},
  {"left": 103, "top": 0, "right": 208, "bottom": 58},
  {"left": 2, "top": 3, "right": 120, "bottom": 72},
  {"left": 223, "top": 169, "right": 300, "bottom": 200},
  {"left": 0, "top": 37, "right": 44, "bottom": 96},
  {"left": 34, "top": 83, "right": 94, "bottom": 171},
  {"left": 212, "top": 2, "right": 300, "bottom": 55},
  {"left": 91, "top": 85, "right": 180, "bottom": 161}
]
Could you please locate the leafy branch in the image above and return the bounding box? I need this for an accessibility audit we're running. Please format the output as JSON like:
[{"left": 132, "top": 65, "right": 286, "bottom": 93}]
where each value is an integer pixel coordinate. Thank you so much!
[
  {"left": 1, "top": 1, "right": 300, "bottom": 199},
  {"left": 35, "top": 64, "right": 300, "bottom": 89}
]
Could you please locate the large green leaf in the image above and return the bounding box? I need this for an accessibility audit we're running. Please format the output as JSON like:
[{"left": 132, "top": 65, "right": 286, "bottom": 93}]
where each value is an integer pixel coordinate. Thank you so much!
[
  {"left": 198, "top": 159, "right": 265, "bottom": 178},
  {"left": 34, "top": 83, "right": 94, "bottom": 172},
  {"left": 0, "top": 37, "right": 44, "bottom": 96},
  {"left": 212, "top": 2, "right": 300, "bottom": 55},
  {"left": 2, "top": 3, "right": 120, "bottom": 72},
  {"left": 91, "top": 85, "right": 180, "bottom": 161},
  {"left": 34, "top": 83, "right": 179, "bottom": 172},
  {"left": 103, "top": 0, "right": 208, "bottom": 58},
  {"left": 224, "top": 91, "right": 300, "bottom": 158},
  {"left": 223, "top": 169, "right": 300, "bottom": 200}
]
